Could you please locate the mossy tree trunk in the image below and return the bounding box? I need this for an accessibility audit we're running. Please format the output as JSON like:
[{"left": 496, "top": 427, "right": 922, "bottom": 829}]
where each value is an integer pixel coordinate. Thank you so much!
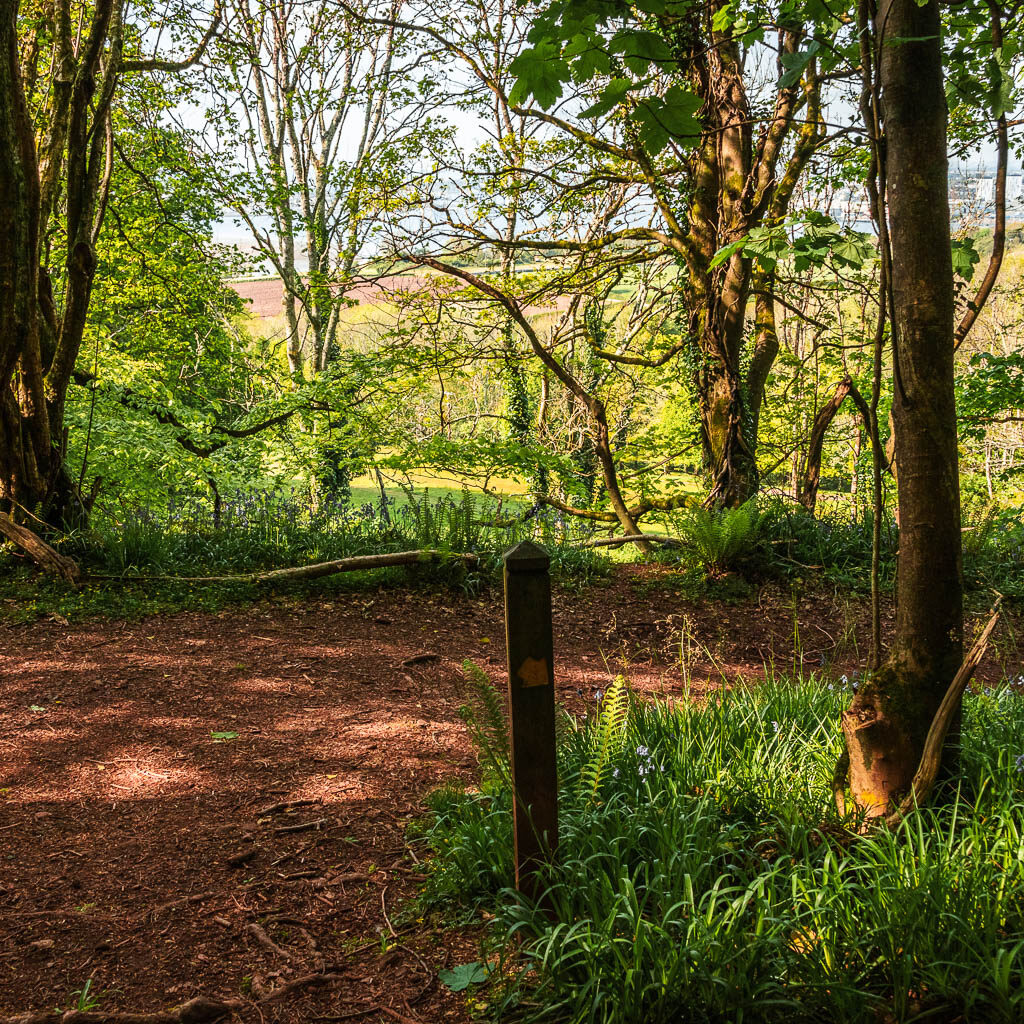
[
  {"left": 843, "top": 0, "right": 964, "bottom": 814},
  {"left": 678, "top": 13, "right": 823, "bottom": 507},
  {"left": 0, "top": 0, "right": 118, "bottom": 528},
  {"left": 1, "top": 3, "right": 216, "bottom": 538}
]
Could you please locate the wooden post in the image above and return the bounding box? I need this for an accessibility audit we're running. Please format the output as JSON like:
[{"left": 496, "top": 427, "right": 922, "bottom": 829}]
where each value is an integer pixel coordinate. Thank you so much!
[{"left": 503, "top": 540, "right": 558, "bottom": 904}]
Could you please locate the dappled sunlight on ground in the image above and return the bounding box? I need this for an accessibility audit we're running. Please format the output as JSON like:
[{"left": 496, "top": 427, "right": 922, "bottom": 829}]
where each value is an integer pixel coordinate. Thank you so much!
[{"left": 1, "top": 569, "right": 1017, "bottom": 1021}]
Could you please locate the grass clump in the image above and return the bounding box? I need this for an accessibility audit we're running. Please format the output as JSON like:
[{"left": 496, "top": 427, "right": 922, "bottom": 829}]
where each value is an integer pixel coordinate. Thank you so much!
[{"left": 417, "top": 673, "right": 1024, "bottom": 1023}]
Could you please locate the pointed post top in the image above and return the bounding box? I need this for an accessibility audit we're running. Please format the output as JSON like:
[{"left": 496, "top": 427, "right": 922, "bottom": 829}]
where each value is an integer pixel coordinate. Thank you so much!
[{"left": 503, "top": 539, "right": 550, "bottom": 572}]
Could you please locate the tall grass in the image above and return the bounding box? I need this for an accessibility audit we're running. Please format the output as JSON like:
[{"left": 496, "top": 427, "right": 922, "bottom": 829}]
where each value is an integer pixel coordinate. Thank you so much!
[{"left": 417, "top": 674, "right": 1024, "bottom": 1023}]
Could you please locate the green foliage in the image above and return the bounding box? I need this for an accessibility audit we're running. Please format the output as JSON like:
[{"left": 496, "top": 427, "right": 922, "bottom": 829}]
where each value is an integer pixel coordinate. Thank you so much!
[
  {"left": 0, "top": 490, "right": 610, "bottom": 623},
  {"left": 579, "top": 676, "right": 630, "bottom": 799},
  {"left": 675, "top": 499, "right": 762, "bottom": 574},
  {"left": 962, "top": 504, "right": 1024, "bottom": 600},
  {"left": 710, "top": 212, "right": 874, "bottom": 275},
  {"left": 419, "top": 676, "right": 1024, "bottom": 1023},
  {"left": 458, "top": 660, "right": 512, "bottom": 788},
  {"left": 755, "top": 498, "right": 892, "bottom": 589},
  {"left": 957, "top": 351, "right": 1024, "bottom": 442},
  {"left": 508, "top": 0, "right": 704, "bottom": 153}
]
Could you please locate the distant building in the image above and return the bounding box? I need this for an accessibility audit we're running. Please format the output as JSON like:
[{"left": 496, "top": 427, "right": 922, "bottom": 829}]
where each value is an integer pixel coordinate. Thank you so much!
[{"left": 966, "top": 171, "right": 1024, "bottom": 218}]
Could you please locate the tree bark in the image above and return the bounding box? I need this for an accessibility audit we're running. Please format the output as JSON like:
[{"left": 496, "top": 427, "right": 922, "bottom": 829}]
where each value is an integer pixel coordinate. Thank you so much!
[
  {"left": 843, "top": 0, "right": 964, "bottom": 815},
  {"left": 0, "top": 513, "right": 79, "bottom": 581}
]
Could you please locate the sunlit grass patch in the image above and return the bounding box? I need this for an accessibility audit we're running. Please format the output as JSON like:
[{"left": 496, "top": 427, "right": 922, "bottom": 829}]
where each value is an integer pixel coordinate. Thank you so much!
[{"left": 417, "top": 674, "right": 1024, "bottom": 1023}]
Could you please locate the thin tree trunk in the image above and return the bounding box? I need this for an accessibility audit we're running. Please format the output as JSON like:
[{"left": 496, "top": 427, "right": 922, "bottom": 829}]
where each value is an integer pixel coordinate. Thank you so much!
[
  {"left": 843, "top": 0, "right": 963, "bottom": 815},
  {"left": 797, "top": 376, "right": 853, "bottom": 512}
]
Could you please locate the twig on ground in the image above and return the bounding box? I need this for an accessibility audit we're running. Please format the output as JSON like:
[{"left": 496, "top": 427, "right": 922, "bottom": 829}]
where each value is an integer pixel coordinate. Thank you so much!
[
  {"left": 380, "top": 885, "right": 397, "bottom": 938},
  {"left": 246, "top": 922, "right": 294, "bottom": 962},
  {"left": 147, "top": 892, "right": 216, "bottom": 920},
  {"left": 257, "top": 798, "right": 318, "bottom": 817},
  {"left": 274, "top": 818, "right": 330, "bottom": 835}
]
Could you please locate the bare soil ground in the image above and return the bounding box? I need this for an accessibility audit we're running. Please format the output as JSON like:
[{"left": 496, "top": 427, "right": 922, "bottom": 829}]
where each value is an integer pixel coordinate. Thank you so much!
[{"left": 1, "top": 566, "right": 1019, "bottom": 1023}]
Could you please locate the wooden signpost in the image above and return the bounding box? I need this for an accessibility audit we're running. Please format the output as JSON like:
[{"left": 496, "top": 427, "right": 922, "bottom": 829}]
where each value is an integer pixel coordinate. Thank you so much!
[{"left": 503, "top": 540, "right": 558, "bottom": 904}]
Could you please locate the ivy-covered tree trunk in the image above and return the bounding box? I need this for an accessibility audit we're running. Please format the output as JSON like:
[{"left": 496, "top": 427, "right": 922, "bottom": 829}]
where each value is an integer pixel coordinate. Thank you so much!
[
  {"left": 677, "top": 15, "right": 822, "bottom": 507},
  {"left": 0, "top": 1, "right": 108, "bottom": 529},
  {"left": 843, "top": 0, "right": 964, "bottom": 813},
  {"left": 684, "top": 23, "right": 758, "bottom": 508},
  {"left": 2, "top": 2, "right": 214, "bottom": 543}
]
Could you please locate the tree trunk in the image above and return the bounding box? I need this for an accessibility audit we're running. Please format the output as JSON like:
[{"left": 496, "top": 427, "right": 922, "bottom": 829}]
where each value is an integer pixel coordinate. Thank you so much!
[
  {"left": 797, "top": 376, "right": 853, "bottom": 512},
  {"left": 843, "top": 0, "right": 963, "bottom": 815}
]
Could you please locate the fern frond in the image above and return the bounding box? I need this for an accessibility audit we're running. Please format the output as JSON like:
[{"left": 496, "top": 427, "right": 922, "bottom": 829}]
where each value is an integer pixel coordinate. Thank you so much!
[
  {"left": 579, "top": 676, "right": 630, "bottom": 800},
  {"left": 458, "top": 660, "right": 512, "bottom": 788}
]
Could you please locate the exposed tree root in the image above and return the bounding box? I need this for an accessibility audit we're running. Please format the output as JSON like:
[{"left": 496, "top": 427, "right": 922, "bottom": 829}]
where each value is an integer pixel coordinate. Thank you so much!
[
  {"left": 885, "top": 598, "right": 1003, "bottom": 827},
  {"left": 246, "top": 921, "right": 294, "bottom": 962},
  {"left": 0, "top": 514, "right": 79, "bottom": 582}
]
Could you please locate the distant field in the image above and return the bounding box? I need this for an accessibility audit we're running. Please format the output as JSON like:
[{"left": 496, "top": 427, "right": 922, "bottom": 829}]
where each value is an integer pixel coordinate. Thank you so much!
[
  {"left": 229, "top": 271, "right": 574, "bottom": 321},
  {"left": 229, "top": 276, "right": 425, "bottom": 319}
]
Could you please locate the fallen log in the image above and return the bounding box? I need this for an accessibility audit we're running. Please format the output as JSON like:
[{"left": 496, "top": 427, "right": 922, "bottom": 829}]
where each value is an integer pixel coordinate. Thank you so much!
[
  {"left": 84, "top": 549, "right": 477, "bottom": 585},
  {"left": 576, "top": 533, "right": 682, "bottom": 549},
  {"left": 0, "top": 515, "right": 79, "bottom": 583}
]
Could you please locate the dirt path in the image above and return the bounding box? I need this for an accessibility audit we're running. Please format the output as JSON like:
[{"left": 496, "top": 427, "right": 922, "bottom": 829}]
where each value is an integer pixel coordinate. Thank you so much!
[{"left": 0, "top": 568, "right": 1018, "bottom": 1022}]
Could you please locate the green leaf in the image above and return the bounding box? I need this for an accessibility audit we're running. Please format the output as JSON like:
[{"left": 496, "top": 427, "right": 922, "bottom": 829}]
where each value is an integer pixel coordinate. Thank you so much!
[
  {"left": 779, "top": 40, "right": 821, "bottom": 88},
  {"left": 29, "top": 705, "right": 46, "bottom": 712},
  {"left": 951, "top": 238, "right": 981, "bottom": 281},
  {"left": 630, "top": 87, "right": 702, "bottom": 154},
  {"left": 508, "top": 43, "right": 570, "bottom": 108},
  {"left": 709, "top": 239, "right": 745, "bottom": 269},
  {"left": 438, "top": 962, "right": 489, "bottom": 992},
  {"left": 712, "top": 2, "right": 734, "bottom": 31},
  {"left": 211, "top": 730, "right": 239, "bottom": 741},
  {"left": 580, "top": 78, "right": 633, "bottom": 119}
]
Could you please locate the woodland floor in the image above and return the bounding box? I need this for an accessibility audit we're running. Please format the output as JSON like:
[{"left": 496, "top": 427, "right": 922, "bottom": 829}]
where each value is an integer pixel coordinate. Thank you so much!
[{"left": 0, "top": 565, "right": 1020, "bottom": 1023}]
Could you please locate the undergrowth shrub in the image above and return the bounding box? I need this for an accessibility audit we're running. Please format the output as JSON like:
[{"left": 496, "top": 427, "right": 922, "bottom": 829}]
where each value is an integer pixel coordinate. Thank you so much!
[
  {"left": 417, "top": 669, "right": 1024, "bottom": 1023},
  {"left": 755, "top": 497, "right": 894, "bottom": 589},
  {"left": 675, "top": 499, "right": 763, "bottom": 574},
  {"left": 962, "top": 505, "right": 1024, "bottom": 600}
]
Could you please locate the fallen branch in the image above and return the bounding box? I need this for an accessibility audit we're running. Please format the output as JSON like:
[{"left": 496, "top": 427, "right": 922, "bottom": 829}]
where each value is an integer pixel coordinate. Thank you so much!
[
  {"left": 0, "top": 515, "right": 79, "bottom": 583},
  {"left": 576, "top": 533, "right": 682, "bottom": 550},
  {"left": 885, "top": 598, "right": 1003, "bottom": 828},
  {"left": 83, "top": 550, "right": 477, "bottom": 585},
  {"left": 60, "top": 996, "right": 243, "bottom": 1024}
]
